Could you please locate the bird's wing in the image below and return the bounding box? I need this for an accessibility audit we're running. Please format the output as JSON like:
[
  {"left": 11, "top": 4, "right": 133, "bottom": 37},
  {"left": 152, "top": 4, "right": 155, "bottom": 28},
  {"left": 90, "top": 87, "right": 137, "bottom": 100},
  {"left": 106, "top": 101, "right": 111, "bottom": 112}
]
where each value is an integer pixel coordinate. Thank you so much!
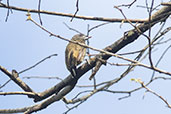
[
  {"left": 75, "top": 45, "right": 86, "bottom": 65},
  {"left": 67, "top": 49, "right": 77, "bottom": 76}
]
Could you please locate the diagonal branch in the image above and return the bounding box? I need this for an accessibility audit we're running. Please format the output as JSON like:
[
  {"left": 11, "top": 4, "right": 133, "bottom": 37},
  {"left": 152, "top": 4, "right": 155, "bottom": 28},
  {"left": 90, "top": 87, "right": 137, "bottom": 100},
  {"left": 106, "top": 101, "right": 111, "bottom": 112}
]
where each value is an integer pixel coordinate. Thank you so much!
[
  {"left": 89, "top": 4, "right": 171, "bottom": 79},
  {"left": 25, "top": 4, "right": 171, "bottom": 103},
  {"left": 0, "top": 66, "right": 34, "bottom": 94},
  {"left": 0, "top": 3, "right": 171, "bottom": 114}
]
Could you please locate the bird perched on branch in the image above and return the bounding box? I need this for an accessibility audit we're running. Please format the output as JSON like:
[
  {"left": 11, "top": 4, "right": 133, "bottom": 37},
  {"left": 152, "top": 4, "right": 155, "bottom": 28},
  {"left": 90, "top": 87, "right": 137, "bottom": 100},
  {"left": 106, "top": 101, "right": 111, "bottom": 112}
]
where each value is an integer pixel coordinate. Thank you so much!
[{"left": 65, "top": 34, "right": 91, "bottom": 77}]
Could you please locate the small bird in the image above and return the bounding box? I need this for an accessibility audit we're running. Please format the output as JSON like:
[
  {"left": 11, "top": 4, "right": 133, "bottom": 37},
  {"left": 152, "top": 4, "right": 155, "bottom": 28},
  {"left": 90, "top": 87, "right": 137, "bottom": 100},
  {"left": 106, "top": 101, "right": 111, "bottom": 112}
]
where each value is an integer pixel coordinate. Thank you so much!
[{"left": 65, "top": 34, "right": 90, "bottom": 77}]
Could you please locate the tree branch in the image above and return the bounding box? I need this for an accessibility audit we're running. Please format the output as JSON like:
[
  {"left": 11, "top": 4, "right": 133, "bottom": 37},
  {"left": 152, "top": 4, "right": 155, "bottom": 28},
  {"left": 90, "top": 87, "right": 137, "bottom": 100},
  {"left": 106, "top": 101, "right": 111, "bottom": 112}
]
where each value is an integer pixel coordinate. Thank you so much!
[{"left": 0, "top": 2, "right": 146, "bottom": 23}]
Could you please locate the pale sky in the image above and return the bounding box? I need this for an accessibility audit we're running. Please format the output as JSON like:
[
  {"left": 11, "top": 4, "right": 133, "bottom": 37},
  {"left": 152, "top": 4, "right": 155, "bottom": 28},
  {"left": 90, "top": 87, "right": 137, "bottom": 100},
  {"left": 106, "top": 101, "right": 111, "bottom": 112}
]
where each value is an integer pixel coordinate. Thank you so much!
[{"left": 0, "top": 0, "right": 171, "bottom": 114}]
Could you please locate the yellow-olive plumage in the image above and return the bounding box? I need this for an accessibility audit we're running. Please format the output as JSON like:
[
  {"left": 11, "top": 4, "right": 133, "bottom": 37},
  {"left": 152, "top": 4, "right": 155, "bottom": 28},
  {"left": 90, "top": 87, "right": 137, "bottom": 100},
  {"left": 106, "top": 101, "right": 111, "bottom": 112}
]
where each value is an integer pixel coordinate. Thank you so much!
[{"left": 65, "top": 34, "right": 87, "bottom": 77}]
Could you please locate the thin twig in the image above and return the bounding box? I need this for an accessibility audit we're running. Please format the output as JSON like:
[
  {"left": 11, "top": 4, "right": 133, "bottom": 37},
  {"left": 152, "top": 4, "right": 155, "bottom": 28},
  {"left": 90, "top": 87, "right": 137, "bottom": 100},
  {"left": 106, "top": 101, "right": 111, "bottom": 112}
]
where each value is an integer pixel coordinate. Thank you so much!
[
  {"left": 5, "top": 0, "right": 10, "bottom": 22},
  {"left": 88, "top": 22, "right": 109, "bottom": 33},
  {"left": 0, "top": 79, "right": 11, "bottom": 89},
  {"left": 38, "top": 0, "right": 43, "bottom": 25},
  {"left": 64, "top": 101, "right": 85, "bottom": 114},
  {"left": 136, "top": 5, "right": 160, "bottom": 11},
  {"left": 71, "top": 0, "right": 79, "bottom": 22},
  {"left": 23, "top": 76, "right": 63, "bottom": 81},
  {"left": 117, "top": 0, "right": 137, "bottom": 8},
  {"left": 19, "top": 54, "right": 58, "bottom": 74},
  {"left": 135, "top": 79, "right": 171, "bottom": 108},
  {"left": 147, "top": 0, "right": 155, "bottom": 67},
  {"left": 63, "top": 22, "right": 82, "bottom": 34},
  {"left": 118, "top": 49, "right": 144, "bottom": 55},
  {"left": 150, "top": 44, "right": 171, "bottom": 81}
]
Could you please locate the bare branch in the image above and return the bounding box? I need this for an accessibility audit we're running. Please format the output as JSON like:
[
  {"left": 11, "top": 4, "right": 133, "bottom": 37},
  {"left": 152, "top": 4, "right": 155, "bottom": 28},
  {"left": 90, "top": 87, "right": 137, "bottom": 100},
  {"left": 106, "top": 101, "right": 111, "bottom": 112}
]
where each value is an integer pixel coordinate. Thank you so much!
[
  {"left": 0, "top": 3, "right": 146, "bottom": 23},
  {"left": 0, "top": 54, "right": 58, "bottom": 90},
  {"left": 22, "top": 76, "right": 63, "bottom": 81},
  {"left": 70, "top": 0, "right": 79, "bottom": 22},
  {"left": 26, "top": 10, "right": 171, "bottom": 79},
  {"left": 63, "top": 22, "right": 82, "bottom": 34},
  {"left": 0, "top": 79, "right": 10, "bottom": 89},
  {"left": 25, "top": 81, "right": 77, "bottom": 114},
  {"left": 0, "top": 91, "right": 36, "bottom": 96},
  {"left": 132, "top": 79, "right": 171, "bottom": 108},
  {"left": 19, "top": 54, "right": 58, "bottom": 74},
  {"left": 88, "top": 22, "right": 109, "bottom": 33},
  {"left": 151, "top": 44, "right": 171, "bottom": 81},
  {"left": 1, "top": 3, "right": 171, "bottom": 113},
  {"left": 147, "top": 0, "right": 155, "bottom": 67},
  {"left": 0, "top": 67, "right": 34, "bottom": 94},
  {"left": 64, "top": 101, "right": 84, "bottom": 114},
  {"left": 117, "top": 0, "right": 137, "bottom": 8},
  {"left": 161, "top": 2, "right": 171, "bottom": 6},
  {"left": 38, "top": 0, "right": 43, "bottom": 25},
  {"left": 118, "top": 49, "right": 145, "bottom": 55},
  {"left": 0, "top": 84, "right": 76, "bottom": 114}
]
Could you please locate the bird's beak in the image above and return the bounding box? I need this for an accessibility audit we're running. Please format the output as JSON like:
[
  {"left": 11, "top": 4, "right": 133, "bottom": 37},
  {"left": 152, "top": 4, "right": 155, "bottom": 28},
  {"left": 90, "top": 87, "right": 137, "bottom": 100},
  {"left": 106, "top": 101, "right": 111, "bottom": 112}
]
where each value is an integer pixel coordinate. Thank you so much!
[{"left": 84, "top": 36, "right": 92, "bottom": 40}]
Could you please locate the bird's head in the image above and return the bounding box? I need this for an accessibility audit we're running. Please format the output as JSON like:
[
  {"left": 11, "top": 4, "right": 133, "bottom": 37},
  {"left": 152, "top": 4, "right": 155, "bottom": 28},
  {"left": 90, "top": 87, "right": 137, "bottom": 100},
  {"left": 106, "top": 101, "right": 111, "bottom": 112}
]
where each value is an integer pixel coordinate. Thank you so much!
[{"left": 71, "top": 34, "right": 91, "bottom": 43}]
